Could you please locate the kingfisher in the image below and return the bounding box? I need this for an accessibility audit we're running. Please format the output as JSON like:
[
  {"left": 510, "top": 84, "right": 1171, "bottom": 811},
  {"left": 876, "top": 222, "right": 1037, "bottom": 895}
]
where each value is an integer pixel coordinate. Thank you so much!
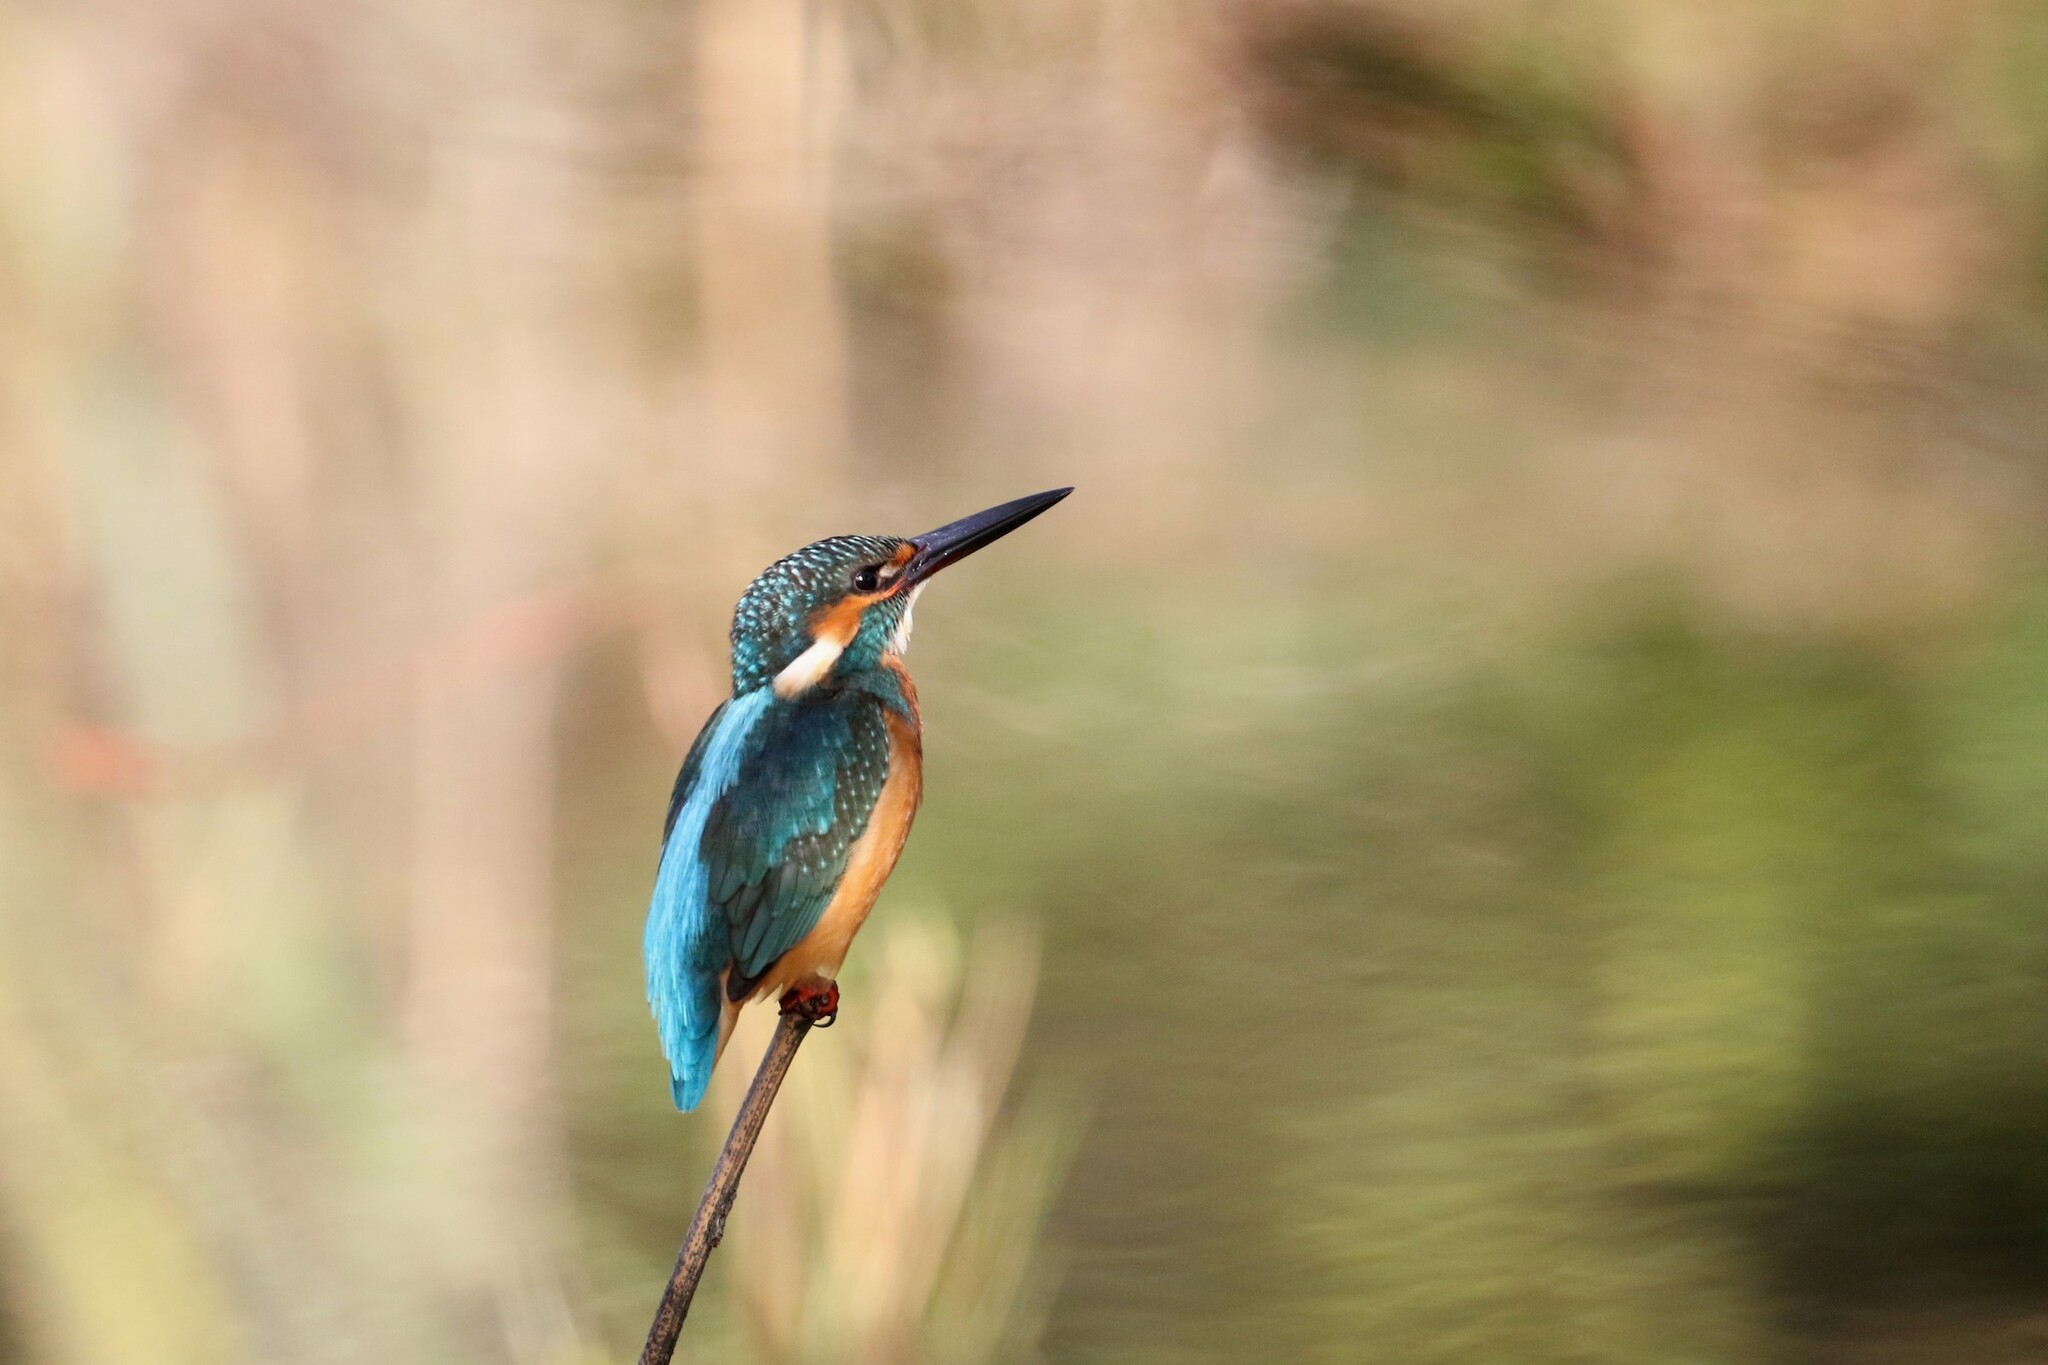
[{"left": 644, "top": 488, "right": 1071, "bottom": 1110}]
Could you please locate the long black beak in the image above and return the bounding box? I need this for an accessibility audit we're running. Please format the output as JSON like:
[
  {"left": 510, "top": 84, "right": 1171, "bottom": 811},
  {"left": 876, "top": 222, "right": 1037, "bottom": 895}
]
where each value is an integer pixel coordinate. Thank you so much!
[{"left": 902, "top": 487, "right": 1072, "bottom": 588}]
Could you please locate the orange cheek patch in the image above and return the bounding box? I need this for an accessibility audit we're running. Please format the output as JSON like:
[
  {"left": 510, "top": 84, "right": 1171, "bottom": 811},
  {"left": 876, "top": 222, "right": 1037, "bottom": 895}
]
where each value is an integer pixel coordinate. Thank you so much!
[{"left": 811, "top": 597, "right": 865, "bottom": 647}]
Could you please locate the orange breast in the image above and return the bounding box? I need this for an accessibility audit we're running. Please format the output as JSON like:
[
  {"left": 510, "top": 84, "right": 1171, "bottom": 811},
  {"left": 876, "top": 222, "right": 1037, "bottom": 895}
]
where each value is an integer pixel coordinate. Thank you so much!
[{"left": 752, "top": 703, "right": 923, "bottom": 999}]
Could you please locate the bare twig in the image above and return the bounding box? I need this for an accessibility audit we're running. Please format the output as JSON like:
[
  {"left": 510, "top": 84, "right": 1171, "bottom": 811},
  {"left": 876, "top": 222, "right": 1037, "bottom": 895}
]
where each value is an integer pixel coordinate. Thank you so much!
[{"left": 638, "top": 1011, "right": 814, "bottom": 1365}]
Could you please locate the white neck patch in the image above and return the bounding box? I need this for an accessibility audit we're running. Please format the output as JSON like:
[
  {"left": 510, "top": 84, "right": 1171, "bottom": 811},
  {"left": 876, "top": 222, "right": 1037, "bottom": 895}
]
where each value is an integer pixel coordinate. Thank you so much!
[{"left": 773, "top": 635, "right": 844, "bottom": 699}]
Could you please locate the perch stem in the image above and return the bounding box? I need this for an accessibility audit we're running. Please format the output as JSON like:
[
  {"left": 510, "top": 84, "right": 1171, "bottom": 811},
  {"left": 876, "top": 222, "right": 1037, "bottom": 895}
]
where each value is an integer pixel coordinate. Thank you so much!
[{"left": 637, "top": 1010, "right": 813, "bottom": 1365}]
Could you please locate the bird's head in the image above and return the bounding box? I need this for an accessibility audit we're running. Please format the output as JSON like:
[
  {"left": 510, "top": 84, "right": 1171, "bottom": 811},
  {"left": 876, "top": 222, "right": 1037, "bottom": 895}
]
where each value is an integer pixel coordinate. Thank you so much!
[{"left": 728, "top": 487, "right": 1071, "bottom": 699}]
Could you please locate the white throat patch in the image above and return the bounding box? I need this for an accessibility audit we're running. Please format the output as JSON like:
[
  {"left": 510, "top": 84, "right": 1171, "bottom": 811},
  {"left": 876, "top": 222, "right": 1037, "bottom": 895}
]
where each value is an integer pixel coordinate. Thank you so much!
[{"left": 888, "top": 584, "right": 925, "bottom": 656}]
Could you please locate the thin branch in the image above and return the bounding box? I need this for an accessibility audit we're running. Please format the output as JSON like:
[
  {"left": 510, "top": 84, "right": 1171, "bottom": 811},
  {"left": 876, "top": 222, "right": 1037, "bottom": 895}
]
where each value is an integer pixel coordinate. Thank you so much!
[{"left": 638, "top": 1010, "right": 814, "bottom": 1365}]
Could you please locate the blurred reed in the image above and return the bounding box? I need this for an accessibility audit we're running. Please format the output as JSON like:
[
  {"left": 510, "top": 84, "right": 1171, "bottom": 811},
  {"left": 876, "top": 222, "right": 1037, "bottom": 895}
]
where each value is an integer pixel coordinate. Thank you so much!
[{"left": 717, "top": 916, "right": 1062, "bottom": 1365}]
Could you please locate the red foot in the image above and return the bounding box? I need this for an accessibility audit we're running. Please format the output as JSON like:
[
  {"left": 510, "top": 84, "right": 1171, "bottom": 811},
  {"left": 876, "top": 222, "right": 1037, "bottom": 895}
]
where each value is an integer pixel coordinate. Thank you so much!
[{"left": 779, "top": 980, "right": 840, "bottom": 1027}]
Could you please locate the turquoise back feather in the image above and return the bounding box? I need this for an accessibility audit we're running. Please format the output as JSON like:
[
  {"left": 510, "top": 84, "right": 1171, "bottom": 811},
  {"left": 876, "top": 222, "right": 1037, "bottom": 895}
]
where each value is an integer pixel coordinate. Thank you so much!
[{"left": 644, "top": 688, "right": 773, "bottom": 1110}]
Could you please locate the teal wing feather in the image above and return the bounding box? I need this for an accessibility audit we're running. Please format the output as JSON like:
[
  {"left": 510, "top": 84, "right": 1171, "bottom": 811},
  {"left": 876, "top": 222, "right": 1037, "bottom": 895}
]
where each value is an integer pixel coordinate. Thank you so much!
[{"left": 700, "top": 690, "right": 894, "bottom": 992}]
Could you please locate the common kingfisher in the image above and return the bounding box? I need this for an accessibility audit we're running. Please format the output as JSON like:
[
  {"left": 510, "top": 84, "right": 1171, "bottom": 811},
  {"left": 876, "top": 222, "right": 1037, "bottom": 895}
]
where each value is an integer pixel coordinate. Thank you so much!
[{"left": 645, "top": 488, "right": 1071, "bottom": 1110}]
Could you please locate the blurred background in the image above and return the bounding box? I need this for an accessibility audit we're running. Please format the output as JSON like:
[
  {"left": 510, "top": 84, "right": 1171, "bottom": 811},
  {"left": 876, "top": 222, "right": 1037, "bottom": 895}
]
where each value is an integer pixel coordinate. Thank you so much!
[{"left": 7, "top": 0, "right": 2048, "bottom": 1360}]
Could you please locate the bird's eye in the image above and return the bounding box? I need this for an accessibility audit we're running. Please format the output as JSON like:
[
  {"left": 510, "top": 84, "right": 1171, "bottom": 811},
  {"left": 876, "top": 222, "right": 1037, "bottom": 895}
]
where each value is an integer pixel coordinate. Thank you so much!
[{"left": 851, "top": 565, "right": 882, "bottom": 593}]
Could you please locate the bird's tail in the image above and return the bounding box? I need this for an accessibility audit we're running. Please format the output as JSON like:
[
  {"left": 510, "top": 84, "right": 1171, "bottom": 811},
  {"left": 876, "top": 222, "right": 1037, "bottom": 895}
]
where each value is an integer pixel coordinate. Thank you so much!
[
  {"left": 667, "top": 1032, "right": 714, "bottom": 1112},
  {"left": 664, "top": 976, "right": 744, "bottom": 1111}
]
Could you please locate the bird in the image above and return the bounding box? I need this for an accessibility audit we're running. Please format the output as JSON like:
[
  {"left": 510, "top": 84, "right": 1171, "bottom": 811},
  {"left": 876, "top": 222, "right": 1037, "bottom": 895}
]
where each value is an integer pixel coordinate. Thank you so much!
[{"left": 644, "top": 487, "right": 1072, "bottom": 1111}]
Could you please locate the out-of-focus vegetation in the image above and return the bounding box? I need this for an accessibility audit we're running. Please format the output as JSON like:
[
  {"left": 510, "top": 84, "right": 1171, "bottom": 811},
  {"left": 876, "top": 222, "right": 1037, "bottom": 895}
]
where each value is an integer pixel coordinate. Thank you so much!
[{"left": 7, "top": 0, "right": 2048, "bottom": 1361}]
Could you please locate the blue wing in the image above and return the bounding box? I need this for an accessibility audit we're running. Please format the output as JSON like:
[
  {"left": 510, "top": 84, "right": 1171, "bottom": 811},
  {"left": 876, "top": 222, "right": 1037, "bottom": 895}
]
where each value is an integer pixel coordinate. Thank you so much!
[{"left": 643, "top": 686, "right": 895, "bottom": 1111}]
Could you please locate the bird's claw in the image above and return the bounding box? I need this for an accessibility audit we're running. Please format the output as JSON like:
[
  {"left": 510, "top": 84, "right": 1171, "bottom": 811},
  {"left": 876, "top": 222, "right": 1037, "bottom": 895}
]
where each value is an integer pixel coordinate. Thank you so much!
[{"left": 779, "top": 981, "right": 839, "bottom": 1027}]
